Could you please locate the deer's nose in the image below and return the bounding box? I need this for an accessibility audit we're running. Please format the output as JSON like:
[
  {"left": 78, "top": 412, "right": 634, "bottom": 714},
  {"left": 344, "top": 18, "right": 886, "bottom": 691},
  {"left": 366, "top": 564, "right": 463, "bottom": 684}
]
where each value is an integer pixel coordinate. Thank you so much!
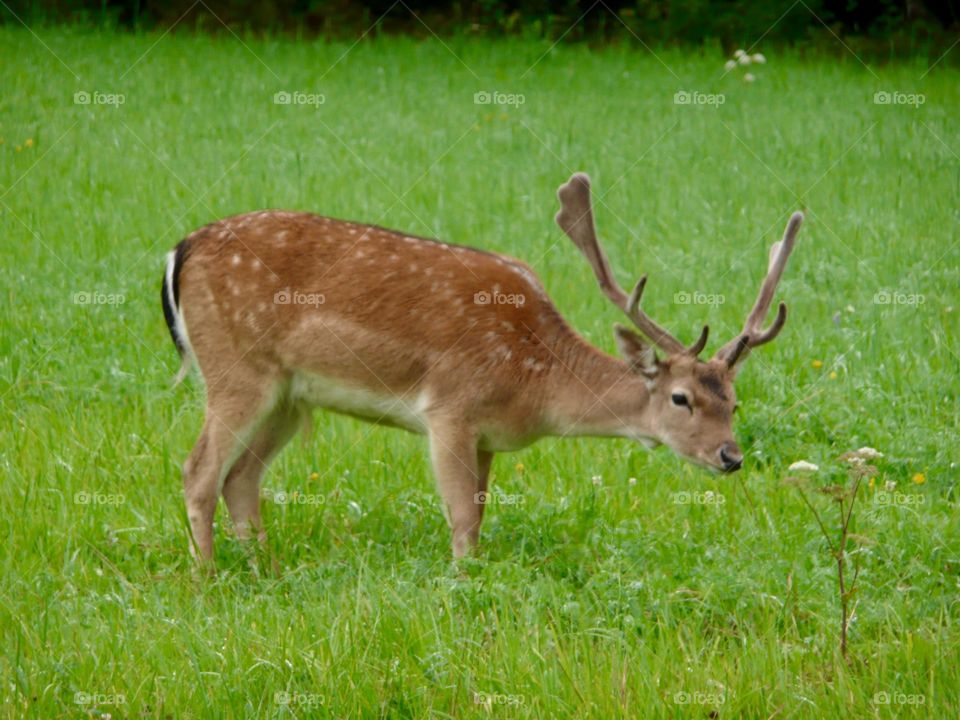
[{"left": 719, "top": 443, "right": 743, "bottom": 473}]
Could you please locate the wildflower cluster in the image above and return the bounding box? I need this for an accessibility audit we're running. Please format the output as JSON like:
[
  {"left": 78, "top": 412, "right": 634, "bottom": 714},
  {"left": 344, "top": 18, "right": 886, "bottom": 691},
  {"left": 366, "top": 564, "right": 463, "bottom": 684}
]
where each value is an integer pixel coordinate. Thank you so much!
[{"left": 724, "top": 49, "right": 766, "bottom": 83}]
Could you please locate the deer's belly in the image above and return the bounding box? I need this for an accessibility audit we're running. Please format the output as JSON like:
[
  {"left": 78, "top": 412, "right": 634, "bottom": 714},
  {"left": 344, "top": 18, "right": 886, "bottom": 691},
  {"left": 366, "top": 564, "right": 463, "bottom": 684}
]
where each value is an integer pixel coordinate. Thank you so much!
[{"left": 290, "top": 371, "right": 428, "bottom": 434}]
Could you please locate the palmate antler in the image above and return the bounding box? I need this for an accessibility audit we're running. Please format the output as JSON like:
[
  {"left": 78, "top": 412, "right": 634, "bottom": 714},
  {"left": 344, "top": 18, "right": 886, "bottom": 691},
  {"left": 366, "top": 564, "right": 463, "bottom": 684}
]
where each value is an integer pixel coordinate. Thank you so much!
[
  {"left": 555, "top": 172, "right": 802, "bottom": 366},
  {"left": 713, "top": 211, "right": 803, "bottom": 369},
  {"left": 555, "top": 172, "right": 708, "bottom": 356}
]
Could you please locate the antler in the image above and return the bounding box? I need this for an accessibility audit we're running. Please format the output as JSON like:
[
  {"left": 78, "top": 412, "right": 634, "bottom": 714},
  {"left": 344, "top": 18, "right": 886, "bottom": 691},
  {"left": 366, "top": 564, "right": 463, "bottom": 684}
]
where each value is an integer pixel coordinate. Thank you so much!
[
  {"left": 555, "top": 173, "right": 705, "bottom": 356},
  {"left": 714, "top": 211, "right": 804, "bottom": 367}
]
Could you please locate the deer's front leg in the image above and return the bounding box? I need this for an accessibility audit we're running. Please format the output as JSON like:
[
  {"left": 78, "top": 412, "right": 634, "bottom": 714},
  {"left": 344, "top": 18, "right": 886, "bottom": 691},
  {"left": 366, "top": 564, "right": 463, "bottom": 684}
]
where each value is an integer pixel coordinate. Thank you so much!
[{"left": 428, "top": 422, "right": 489, "bottom": 558}]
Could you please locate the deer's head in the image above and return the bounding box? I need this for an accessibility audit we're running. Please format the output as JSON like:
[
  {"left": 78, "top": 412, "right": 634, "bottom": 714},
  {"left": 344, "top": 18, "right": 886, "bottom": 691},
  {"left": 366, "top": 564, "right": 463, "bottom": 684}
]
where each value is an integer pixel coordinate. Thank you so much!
[{"left": 556, "top": 173, "right": 803, "bottom": 473}]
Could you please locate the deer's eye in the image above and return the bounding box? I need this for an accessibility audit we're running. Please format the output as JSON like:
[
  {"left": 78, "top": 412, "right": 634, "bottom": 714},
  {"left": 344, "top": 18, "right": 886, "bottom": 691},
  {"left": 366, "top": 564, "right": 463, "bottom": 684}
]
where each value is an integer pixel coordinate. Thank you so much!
[{"left": 671, "top": 392, "right": 689, "bottom": 408}]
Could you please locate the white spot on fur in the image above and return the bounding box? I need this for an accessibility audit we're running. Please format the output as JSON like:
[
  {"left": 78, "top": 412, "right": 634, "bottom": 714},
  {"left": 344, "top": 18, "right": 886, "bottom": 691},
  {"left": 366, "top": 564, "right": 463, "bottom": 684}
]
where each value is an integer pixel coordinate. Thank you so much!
[{"left": 231, "top": 254, "right": 241, "bottom": 266}]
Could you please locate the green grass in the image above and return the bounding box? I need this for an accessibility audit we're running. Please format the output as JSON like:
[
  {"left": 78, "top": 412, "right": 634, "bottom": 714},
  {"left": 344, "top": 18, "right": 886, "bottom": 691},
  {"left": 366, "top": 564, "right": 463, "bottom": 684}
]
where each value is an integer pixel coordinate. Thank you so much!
[{"left": 1, "top": 24, "right": 958, "bottom": 719}]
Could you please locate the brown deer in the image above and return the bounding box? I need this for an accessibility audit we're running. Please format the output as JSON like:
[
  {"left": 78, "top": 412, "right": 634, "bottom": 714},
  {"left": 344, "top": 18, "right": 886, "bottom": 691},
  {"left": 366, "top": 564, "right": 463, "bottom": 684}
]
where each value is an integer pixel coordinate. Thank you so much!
[{"left": 162, "top": 172, "right": 803, "bottom": 561}]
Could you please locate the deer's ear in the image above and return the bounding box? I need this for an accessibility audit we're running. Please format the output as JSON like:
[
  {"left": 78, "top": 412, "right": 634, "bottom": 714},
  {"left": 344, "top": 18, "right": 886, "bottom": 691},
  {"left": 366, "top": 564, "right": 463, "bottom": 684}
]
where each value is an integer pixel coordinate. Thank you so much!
[{"left": 614, "top": 324, "right": 659, "bottom": 378}]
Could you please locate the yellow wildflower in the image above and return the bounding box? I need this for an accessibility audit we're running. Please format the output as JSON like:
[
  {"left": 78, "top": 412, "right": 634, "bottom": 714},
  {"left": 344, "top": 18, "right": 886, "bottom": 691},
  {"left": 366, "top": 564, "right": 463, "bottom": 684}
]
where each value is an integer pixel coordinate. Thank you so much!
[
  {"left": 829, "top": 371, "right": 838, "bottom": 380},
  {"left": 309, "top": 471, "right": 319, "bottom": 481},
  {"left": 811, "top": 360, "right": 823, "bottom": 369},
  {"left": 24, "top": 138, "right": 34, "bottom": 148},
  {"left": 912, "top": 473, "right": 925, "bottom": 485},
  {"left": 515, "top": 462, "right": 524, "bottom": 473}
]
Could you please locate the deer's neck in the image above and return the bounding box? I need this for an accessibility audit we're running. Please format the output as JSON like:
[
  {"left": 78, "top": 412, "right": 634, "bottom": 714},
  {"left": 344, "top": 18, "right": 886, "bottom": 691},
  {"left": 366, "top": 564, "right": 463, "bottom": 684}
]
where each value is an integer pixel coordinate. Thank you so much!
[{"left": 540, "top": 329, "right": 657, "bottom": 442}]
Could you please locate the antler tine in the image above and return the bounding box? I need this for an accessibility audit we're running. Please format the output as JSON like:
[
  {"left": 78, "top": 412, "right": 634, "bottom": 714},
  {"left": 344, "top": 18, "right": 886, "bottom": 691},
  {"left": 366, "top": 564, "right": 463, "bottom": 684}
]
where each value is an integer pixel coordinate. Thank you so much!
[
  {"left": 555, "top": 173, "right": 687, "bottom": 355},
  {"left": 716, "top": 211, "right": 803, "bottom": 366}
]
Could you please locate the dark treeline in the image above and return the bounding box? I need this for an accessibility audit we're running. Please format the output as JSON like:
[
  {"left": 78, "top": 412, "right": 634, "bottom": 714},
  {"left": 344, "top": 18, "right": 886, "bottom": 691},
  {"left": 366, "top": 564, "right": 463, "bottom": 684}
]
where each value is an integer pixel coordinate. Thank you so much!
[{"left": 2, "top": 1, "right": 958, "bottom": 55}]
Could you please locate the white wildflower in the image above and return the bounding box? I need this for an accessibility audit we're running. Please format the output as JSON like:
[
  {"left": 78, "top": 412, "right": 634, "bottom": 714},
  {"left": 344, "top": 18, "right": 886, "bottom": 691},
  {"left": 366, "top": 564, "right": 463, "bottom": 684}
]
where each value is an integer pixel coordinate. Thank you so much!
[
  {"left": 738, "top": 54, "right": 752, "bottom": 65},
  {"left": 884, "top": 480, "right": 896, "bottom": 492},
  {"left": 724, "top": 59, "right": 737, "bottom": 71},
  {"left": 628, "top": 477, "right": 638, "bottom": 486},
  {"left": 856, "top": 447, "right": 884, "bottom": 460},
  {"left": 591, "top": 475, "right": 602, "bottom": 486},
  {"left": 734, "top": 49, "right": 746, "bottom": 58},
  {"left": 789, "top": 460, "right": 819, "bottom": 473},
  {"left": 752, "top": 53, "right": 766, "bottom": 64},
  {"left": 744, "top": 73, "right": 756, "bottom": 83}
]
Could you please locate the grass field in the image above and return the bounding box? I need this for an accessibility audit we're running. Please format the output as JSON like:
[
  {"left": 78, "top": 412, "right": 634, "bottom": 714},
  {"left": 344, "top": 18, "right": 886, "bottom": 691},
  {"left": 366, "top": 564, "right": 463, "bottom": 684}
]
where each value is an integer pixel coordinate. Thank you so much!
[{"left": 1, "top": 23, "right": 958, "bottom": 719}]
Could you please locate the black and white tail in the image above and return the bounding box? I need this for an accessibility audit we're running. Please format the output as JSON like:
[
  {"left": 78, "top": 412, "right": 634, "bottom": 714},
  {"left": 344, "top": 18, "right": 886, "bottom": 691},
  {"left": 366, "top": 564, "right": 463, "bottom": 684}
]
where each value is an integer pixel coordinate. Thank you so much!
[{"left": 161, "top": 240, "right": 194, "bottom": 385}]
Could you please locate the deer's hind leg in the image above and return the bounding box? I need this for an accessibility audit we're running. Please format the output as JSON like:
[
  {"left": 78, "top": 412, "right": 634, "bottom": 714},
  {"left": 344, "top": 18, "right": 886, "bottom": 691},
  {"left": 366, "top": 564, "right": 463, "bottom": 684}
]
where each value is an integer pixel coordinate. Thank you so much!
[
  {"left": 182, "top": 371, "right": 281, "bottom": 563},
  {"left": 221, "top": 398, "right": 303, "bottom": 544}
]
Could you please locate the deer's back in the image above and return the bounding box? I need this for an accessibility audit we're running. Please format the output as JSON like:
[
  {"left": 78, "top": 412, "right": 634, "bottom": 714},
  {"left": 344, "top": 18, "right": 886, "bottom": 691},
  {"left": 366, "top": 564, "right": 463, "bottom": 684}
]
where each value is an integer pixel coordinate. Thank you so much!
[{"left": 177, "top": 211, "right": 567, "bottom": 419}]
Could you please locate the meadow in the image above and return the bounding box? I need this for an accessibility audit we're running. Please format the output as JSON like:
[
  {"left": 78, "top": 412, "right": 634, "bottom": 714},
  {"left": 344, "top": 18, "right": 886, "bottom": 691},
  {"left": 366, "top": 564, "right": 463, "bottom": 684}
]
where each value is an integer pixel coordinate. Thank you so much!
[{"left": 0, "top": 22, "right": 958, "bottom": 719}]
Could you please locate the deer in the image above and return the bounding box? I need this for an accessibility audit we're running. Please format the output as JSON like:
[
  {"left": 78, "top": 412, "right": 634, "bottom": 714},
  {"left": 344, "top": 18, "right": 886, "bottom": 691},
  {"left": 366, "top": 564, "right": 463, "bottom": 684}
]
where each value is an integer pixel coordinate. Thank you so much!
[{"left": 162, "top": 172, "right": 803, "bottom": 562}]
